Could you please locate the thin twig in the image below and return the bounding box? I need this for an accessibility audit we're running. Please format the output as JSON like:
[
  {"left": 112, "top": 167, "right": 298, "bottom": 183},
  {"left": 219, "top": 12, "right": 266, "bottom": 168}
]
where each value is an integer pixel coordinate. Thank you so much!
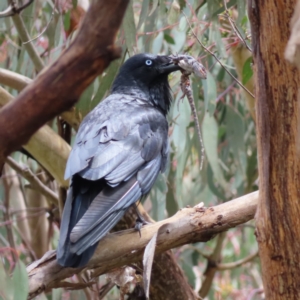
[
  {"left": 10, "top": 7, "right": 44, "bottom": 72},
  {"left": 216, "top": 250, "right": 258, "bottom": 270},
  {"left": 23, "top": 5, "right": 56, "bottom": 45},
  {"left": 99, "top": 281, "right": 115, "bottom": 299},
  {"left": 222, "top": 0, "right": 252, "bottom": 52},
  {"left": 6, "top": 157, "right": 59, "bottom": 206},
  {"left": 183, "top": 11, "right": 255, "bottom": 99},
  {"left": 199, "top": 232, "right": 226, "bottom": 298}
]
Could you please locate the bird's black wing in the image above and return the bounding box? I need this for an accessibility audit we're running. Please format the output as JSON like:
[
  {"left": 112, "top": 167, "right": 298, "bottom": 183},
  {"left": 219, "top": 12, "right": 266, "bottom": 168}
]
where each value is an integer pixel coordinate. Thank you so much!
[{"left": 57, "top": 94, "right": 169, "bottom": 266}]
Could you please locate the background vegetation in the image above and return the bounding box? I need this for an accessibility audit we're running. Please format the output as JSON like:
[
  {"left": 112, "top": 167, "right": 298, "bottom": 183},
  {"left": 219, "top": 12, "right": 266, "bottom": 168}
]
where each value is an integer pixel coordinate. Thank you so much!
[{"left": 0, "top": 0, "right": 261, "bottom": 299}]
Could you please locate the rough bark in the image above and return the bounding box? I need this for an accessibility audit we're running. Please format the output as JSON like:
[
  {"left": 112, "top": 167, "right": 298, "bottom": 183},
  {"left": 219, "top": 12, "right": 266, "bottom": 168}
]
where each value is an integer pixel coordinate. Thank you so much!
[
  {"left": 0, "top": 0, "right": 129, "bottom": 168},
  {"left": 115, "top": 206, "right": 198, "bottom": 300},
  {"left": 27, "top": 191, "right": 258, "bottom": 298},
  {"left": 248, "top": 0, "right": 300, "bottom": 298}
]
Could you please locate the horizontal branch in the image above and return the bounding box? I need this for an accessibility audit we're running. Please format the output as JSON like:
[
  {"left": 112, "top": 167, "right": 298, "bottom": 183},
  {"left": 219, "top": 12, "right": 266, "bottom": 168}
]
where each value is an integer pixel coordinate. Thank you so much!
[
  {"left": 216, "top": 250, "right": 258, "bottom": 270},
  {"left": 0, "top": 68, "right": 32, "bottom": 90},
  {"left": 27, "top": 191, "right": 259, "bottom": 298}
]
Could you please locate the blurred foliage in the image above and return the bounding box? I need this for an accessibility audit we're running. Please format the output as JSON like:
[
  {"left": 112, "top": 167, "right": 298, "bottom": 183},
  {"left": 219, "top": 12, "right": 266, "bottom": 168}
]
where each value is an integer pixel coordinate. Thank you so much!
[{"left": 0, "top": 0, "right": 261, "bottom": 299}]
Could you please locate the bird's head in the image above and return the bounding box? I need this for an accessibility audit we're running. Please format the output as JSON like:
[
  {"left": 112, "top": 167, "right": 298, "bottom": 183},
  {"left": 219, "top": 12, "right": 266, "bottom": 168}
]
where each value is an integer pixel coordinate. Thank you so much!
[{"left": 111, "top": 53, "right": 181, "bottom": 114}]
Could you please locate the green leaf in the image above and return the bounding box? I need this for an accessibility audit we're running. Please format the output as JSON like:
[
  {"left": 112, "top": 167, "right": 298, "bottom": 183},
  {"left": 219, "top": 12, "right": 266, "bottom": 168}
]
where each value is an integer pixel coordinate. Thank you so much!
[
  {"left": 92, "top": 58, "right": 123, "bottom": 107},
  {"left": 0, "top": 262, "right": 13, "bottom": 300},
  {"left": 207, "top": 164, "right": 226, "bottom": 200},
  {"left": 122, "top": 0, "right": 137, "bottom": 56},
  {"left": 164, "top": 33, "right": 175, "bottom": 45},
  {"left": 202, "top": 113, "right": 227, "bottom": 189},
  {"left": 12, "top": 261, "right": 29, "bottom": 300},
  {"left": 149, "top": 0, "right": 159, "bottom": 16},
  {"left": 209, "top": 23, "right": 226, "bottom": 58},
  {"left": 137, "top": 0, "right": 150, "bottom": 30},
  {"left": 76, "top": 81, "right": 95, "bottom": 117},
  {"left": 202, "top": 71, "right": 217, "bottom": 116},
  {"left": 237, "top": 0, "right": 246, "bottom": 26},
  {"left": 52, "top": 288, "right": 63, "bottom": 300},
  {"left": 225, "top": 106, "right": 245, "bottom": 152},
  {"left": 242, "top": 57, "right": 253, "bottom": 85},
  {"left": 152, "top": 31, "right": 163, "bottom": 54},
  {"left": 171, "top": 96, "right": 191, "bottom": 156},
  {"left": 150, "top": 174, "right": 167, "bottom": 221},
  {"left": 72, "top": 0, "right": 78, "bottom": 8},
  {"left": 63, "top": 10, "right": 71, "bottom": 31},
  {"left": 212, "top": 0, "right": 237, "bottom": 17},
  {"left": 166, "top": 166, "right": 178, "bottom": 217},
  {"left": 167, "top": 1, "right": 180, "bottom": 25},
  {"left": 46, "top": 9, "right": 60, "bottom": 50}
]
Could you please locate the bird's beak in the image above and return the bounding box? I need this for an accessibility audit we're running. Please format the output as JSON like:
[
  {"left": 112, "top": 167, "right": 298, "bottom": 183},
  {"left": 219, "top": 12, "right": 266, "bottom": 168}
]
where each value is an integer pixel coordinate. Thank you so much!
[{"left": 158, "top": 56, "right": 182, "bottom": 74}]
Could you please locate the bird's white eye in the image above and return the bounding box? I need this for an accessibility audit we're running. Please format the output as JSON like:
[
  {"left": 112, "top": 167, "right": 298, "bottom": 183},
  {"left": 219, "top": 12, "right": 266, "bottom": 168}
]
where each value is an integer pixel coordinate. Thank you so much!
[{"left": 145, "top": 59, "right": 152, "bottom": 66}]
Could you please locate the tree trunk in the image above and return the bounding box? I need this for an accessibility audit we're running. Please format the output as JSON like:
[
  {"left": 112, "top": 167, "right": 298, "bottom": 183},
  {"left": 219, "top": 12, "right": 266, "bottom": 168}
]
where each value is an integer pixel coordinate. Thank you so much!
[{"left": 248, "top": 0, "right": 300, "bottom": 298}]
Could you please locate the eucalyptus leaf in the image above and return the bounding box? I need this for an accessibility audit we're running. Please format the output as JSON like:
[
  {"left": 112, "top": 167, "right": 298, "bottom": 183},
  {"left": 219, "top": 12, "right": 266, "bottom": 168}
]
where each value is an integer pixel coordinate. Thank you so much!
[
  {"left": 203, "top": 113, "right": 227, "bottom": 189},
  {"left": 202, "top": 71, "right": 217, "bottom": 116},
  {"left": 122, "top": 0, "right": 137, "bottom": 56},
  {"left": 137, "top": 0, "right": 150, "bottom": 30},
  {"left": 12, "top": 261, "right": 29, "bottom": 300},
  {"left": 242, "top": 56, "right": 253, "bottom": 85},
  {"left": 76, "top": 81, "right": 95, "bottom": 117},
  {"left": 149, "top": 0, "right": 159, "bottom": 16},
  {"left": 172, "top": 96, "right": 191, "bottom": 155}
]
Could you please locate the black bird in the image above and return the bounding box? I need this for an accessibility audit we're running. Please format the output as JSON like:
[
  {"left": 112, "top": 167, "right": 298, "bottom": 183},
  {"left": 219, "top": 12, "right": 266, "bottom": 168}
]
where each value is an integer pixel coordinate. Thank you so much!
[{"left": 57, "top": 53, "right": 181, "bottom": 267}]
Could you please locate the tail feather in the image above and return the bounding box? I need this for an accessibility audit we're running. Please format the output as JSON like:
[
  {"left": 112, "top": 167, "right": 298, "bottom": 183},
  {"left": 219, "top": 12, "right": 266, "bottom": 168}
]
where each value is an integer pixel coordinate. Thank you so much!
[{"left": 57, "top": 175, "right": 141, "bottom": 267}]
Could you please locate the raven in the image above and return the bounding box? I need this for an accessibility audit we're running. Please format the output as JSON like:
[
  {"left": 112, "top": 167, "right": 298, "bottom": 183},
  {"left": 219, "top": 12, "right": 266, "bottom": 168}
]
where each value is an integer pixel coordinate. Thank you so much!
[{"left": 57, "top": 53, "right": 181, "bottom": 267}]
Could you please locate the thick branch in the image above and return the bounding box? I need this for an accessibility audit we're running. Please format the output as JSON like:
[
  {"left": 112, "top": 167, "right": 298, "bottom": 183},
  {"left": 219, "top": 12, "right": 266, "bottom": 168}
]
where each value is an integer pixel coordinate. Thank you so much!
[
  {"left": 0, "top": 0, "right": 129, "bottom": 167},
  {"left": 27, "top": 191, "right": 258, "bottom": 298},
  {"left": 0, "top": 71, "right": 81, "bottom": 130}
]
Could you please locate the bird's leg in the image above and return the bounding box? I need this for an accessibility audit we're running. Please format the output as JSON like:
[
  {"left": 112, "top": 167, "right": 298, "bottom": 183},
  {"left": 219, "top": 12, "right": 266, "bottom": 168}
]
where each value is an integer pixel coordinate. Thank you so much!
[{"left": 134, "top": 203, "right": 150, "bottom": 237}]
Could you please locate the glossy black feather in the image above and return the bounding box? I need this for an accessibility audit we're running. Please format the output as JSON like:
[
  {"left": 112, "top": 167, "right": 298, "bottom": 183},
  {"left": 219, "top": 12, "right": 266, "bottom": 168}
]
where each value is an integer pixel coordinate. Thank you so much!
[{"left": 57, "top": 53, "right": 180, "bottom": 267}]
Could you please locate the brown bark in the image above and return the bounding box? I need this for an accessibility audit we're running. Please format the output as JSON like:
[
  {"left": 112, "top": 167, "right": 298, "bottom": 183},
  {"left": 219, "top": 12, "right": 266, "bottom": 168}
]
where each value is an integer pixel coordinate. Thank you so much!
[
  {"left": 27, "top": 191, "right": 258, "bottom": 298},
  {"left": 115, "top": 206, "right": 198, "bottom": 300},
  {"left": 248, "top": 0, "right": 300, "bottom": 298},
  {"left": 0, "top": 0, "right": 129, "bottom": 168}
]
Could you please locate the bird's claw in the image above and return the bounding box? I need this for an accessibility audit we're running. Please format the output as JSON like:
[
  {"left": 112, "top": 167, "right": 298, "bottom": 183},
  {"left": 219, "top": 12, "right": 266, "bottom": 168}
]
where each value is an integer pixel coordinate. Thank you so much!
[{"left": 134, "top": 217, "right": 150, "bottom": 237}]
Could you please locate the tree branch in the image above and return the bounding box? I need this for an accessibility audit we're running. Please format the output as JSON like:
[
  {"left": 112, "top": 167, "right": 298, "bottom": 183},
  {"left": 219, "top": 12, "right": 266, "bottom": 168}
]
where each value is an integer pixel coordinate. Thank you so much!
[
  {"left": 0, "top": 68, "right": 32, "bottom": 90},
  {"left": 27, "top": 191, "right": 258, "bottom": 298},
  {"left": 0, "top": 85, "right": 71, "bottom": 186},
  {"left": 5, "top": 156, "right": 59, "bottom": 206},
  {"left": 216, "top": 250, "right": 258, "bottom": 270},
  {"left": 0, "top": 70, "right": 82, "bottom": 130},
  {"left": 11, "top": 13, "right": 45, "bottom": 72},
  {"left": 0, "top": 0, "right": 130, "bottom": 168}
]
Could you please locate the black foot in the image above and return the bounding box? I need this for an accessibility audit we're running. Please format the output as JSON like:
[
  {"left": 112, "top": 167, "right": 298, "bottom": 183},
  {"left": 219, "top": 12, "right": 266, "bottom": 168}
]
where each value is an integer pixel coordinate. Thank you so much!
[{"left": 134, "top": 216, "right": 150, "bottom": 237}]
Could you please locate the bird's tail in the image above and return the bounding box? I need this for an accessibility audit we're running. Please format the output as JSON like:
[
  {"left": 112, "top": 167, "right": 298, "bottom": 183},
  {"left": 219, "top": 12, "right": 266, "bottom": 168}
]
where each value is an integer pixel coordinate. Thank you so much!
[{"left": 57, "top": 175, "right": 141, "bottom": 267}]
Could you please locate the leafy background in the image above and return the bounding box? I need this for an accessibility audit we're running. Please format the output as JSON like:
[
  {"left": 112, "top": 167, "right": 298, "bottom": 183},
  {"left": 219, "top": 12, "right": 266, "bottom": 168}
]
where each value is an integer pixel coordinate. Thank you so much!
[{"left": 0, "top": 0, "right": 260, "bottom": 299}]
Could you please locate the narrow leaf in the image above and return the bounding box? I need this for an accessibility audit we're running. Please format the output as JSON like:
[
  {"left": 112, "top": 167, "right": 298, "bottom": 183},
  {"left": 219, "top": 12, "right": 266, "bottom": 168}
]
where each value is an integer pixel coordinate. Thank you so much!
[
  {"left": 202, "top": 71, "right": 217, "bottom": 116},
  {"left": 202, "top": 113, "right": 227, "bottom": 189},
  {"left": 143, "top": 224, "right": 169, "bottom": 299},
  {"left": 143, "top": 232, "right": 158, "bottom": 299},
  {"left": 242, "top": 57, "right": 253, "bottom": 85},
  {"left": 123, "top": 0, "right": 137, "bottom": 56},
  {"left": 12, "top": 261, "right": 29, "bottom": 300}
]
